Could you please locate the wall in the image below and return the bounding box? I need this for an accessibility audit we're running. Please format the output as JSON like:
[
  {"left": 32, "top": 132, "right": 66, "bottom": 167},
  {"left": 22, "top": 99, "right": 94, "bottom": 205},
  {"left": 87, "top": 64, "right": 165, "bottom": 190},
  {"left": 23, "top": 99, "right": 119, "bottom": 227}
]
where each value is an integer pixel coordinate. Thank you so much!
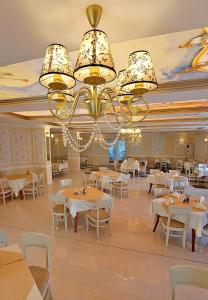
[
  {"left": 0, "top": 124, "right": 48, "bottom": 174},
  {"left": 194, "top": 131, "right": 208, "bottom": 162},
  {"left": 80, "top": 131, "right": 199, "bottom": 168}
]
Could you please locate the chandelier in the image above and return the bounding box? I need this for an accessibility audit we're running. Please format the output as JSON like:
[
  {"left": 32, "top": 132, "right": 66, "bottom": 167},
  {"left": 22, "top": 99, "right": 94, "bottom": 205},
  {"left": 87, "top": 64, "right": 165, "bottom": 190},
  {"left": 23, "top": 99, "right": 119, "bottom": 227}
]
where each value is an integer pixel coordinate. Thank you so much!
[
  {"left": 121, "top": 128, "right": 142, "bottom": 143},
  {"left": 39, "top": 4, "right": 157, "bottom": 152}
]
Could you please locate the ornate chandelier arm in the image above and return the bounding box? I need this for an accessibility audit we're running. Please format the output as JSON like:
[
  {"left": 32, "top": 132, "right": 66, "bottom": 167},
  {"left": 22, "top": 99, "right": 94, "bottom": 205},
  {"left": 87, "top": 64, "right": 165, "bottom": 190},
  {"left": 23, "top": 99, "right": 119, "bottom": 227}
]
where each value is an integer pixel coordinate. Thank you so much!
[
  {"left": 126, "top": 96, "right": 149, "bottom": 123},
  {"left": 67, "top": 86, "right": 93, "bottom": 123},
  {"left": 99, "top": 87, "right": 123, "bottom": 126}
]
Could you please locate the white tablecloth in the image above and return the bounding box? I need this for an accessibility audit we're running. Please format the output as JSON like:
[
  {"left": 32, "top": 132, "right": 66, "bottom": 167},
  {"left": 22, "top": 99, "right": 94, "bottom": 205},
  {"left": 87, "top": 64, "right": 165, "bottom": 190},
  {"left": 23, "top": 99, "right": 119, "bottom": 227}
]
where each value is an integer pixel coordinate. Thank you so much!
[
  {"left": 147, "top": 174, "right": 189, "bottom": 192},
  {"left": 198, "top": 169, "right": 208, "bottom": 177},
  {"left": 8, "top": 178, "right": 29, "bottom": 197},
  {"left": 152, "top": 198, "right": 208, "bottom": 237},
  {"left": 59, "top": 190, "right": 112, "bottom": 217},
  {"left": 1, "top": 244, "right": 42, "bottom": 300}
]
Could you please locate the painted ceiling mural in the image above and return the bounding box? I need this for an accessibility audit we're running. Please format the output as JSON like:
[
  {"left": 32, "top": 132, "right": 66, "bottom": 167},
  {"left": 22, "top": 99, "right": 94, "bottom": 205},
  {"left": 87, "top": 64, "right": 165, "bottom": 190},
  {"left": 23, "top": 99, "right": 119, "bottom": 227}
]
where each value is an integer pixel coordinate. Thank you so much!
[{"left": 0, "top": 27, "right": 208, "bottom": 100}]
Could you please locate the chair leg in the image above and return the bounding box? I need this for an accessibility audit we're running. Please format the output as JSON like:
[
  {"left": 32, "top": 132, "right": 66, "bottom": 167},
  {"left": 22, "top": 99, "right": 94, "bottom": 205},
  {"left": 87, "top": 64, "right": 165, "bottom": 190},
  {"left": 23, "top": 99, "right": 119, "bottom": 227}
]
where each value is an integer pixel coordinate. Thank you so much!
[
  {"left": 165, "top": 228, "right": 170, "bottom": 247},
  {"left": 52, "top": 215, "right": 55, "bottom": 229},
  {"left": 86, "top": 216, "right": 89, "bottom": 232},
  {"left": 182, "top": 231, "right": 186, "bottom": 249},
  {"left": 3, "top": 194, "right": 5, "bottom": 205},
  {"left": 96, "top": 222, "right": 99, "bottom": 239},
  {"left": 64, "top": 214, "right": 67, "bottom": 231}
]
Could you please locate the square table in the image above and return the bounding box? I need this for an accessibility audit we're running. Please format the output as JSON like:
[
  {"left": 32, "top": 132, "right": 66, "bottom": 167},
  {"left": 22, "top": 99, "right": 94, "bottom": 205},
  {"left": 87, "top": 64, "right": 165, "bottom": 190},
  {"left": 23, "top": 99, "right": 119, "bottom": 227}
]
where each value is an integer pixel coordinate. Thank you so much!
[
  {"left": 152, "top": 196, "right": 208, "bottom": 252},
  {"left": 60, "top": 187, "right": 112, "bottom": 232}
]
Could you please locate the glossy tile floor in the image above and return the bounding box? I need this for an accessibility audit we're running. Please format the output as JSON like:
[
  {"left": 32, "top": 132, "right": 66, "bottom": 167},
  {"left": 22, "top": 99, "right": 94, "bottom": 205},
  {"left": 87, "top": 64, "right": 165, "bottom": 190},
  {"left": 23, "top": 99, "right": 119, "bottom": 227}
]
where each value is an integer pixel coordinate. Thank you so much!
[{"left": 0, "top": 173, "right": 208, "bottom": 300}]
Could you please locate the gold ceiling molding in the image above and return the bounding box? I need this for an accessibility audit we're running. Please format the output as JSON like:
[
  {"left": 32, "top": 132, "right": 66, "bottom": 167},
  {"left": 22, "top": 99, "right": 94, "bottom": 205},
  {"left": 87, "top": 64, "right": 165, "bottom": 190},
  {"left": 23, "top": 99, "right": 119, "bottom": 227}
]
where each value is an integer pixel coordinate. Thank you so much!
[
  {"left": 153, "top": 78, "right": 208, "bottom": 93},
  {"left": 0, "top": 95, "right": 47, "bottom": 106}
]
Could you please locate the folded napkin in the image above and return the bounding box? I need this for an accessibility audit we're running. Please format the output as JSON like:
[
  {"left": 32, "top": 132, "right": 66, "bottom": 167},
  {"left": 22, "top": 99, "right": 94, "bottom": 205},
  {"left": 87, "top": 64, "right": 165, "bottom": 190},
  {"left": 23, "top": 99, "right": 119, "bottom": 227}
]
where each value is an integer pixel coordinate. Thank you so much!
[
  {"left": 0, "top": 250, "right": 23, "bottom": 265},
  {"left": 193, "top": 202, "right": 207, "bottom": 211},
  {"left": 200, "top": 196, "right": 205, "bottom": 202}
]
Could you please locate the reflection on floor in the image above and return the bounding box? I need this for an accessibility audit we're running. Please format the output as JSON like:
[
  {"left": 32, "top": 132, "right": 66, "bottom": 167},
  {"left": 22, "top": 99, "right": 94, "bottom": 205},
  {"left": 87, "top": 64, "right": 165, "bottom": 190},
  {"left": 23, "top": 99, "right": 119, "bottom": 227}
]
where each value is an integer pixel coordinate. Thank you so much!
[{"left": 0, "top": 173, "right": 208, "bottom": 300}]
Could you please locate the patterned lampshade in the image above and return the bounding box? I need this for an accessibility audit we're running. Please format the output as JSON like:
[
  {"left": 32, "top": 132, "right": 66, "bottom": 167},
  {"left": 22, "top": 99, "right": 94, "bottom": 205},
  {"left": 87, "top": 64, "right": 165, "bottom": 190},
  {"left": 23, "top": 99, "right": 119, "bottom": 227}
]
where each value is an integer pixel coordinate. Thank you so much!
[
  {"left": 115, "top": 69, "right": 134, "bottom": 103},
  {"left": 47, "top": 89, "right": 74, "bottom": 102},
  {"left": 74, "top": 29, "right": 116, "bottom": 85},
  {"left": 39, "top": 44, "right": 75, "bottom": 90},
  {"left": 122, "top": 50, "right": 158, "bottom": 95}
]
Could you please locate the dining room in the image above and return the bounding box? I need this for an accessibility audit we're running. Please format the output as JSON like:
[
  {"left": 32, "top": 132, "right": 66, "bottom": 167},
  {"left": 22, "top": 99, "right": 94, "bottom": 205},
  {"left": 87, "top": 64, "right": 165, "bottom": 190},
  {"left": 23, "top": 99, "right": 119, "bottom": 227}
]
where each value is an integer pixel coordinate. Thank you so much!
[{"left": 0, "top": 1, "right": 208, "bottom": 300}]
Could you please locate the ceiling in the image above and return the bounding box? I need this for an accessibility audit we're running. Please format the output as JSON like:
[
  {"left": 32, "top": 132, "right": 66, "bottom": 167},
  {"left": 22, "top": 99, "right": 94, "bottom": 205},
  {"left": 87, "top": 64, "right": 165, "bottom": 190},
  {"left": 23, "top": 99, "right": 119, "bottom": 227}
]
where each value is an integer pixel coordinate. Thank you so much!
[
  {"left": 1, "top": 0, "right": 208, "bottom": 66},
  {"left": 0, "top": 1, "right": 208, "bottom": 133}
]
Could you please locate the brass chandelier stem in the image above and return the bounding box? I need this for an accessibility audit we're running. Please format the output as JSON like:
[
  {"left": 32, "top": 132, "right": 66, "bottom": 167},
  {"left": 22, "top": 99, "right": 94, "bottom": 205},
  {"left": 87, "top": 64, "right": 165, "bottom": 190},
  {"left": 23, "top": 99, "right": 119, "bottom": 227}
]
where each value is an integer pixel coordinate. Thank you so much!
[{"left": 86, "top": 4, "right": 102, "bottom": 28}]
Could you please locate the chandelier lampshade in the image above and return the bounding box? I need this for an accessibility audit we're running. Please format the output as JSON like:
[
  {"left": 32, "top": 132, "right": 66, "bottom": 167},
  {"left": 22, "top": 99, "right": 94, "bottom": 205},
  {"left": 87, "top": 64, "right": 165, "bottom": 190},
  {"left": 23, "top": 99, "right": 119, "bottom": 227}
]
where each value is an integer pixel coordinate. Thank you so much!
[
  {"left": 115, "top": 69, "right": 134, "bottom": 103},
  {"left": 122, "top": 50, "right": 158, "bottom": 95},
  {"left": 47, "top": 89, "right": 74, "bottom": 102},
  {"left": 39, "top": 44, "right": 75, "bottom": 90},
  {"left": 74, "top": 29, "right": 116, "bottom": 85}
]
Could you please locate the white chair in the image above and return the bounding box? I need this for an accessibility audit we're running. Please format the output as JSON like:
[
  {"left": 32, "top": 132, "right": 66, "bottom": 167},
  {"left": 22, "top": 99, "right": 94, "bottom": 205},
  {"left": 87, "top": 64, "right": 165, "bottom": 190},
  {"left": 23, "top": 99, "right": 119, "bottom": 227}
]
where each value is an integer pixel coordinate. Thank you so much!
[
  {"left": 50, "top": 193, "right": 68, "bottom": 230},
  {"left": 176, "top": 160, "right": 184, "bottom": 172},
  {"left": 0, "top": 229, "right": 7, "bottom": 247},
  {"left": 112, "top": 173, "right": 130, "bottom": 200},
  {"left": 173, "top": 176, "right": 188, "bottom": 194},
  {"left": 153, "top": 187, "right": 169, "bottom": 198},
  {"left": 23, "top": 179, "right": 39, "bottom": 200},
  {"left": 21, "top": 232, "right": 52, "bottom": 299},
  {"left": 83, "top": 171, "right": 95, "bottom": 187},
  {"left": 169, "top": 170, "right": 180, "bottom": 176},
  {"left": 100, "top": 176, "right": 112, "bottom": 196},
  {"left": 0, "top": 179, "right": 13, "bottom": 205},
  {"left": 170, "top": 265, "right": 208, "bottom": 300},
  {"left": 52, "top": 168, "right": 59, "bottom": 178},
  {"left": 38, "top": 173, "right": 44, "bottom": 195},
  {"left": 160, "top": 205, "right": 191, "bottom": 248},
  {"left": 184, "top": 186, "right": 208, "bottom": 198},
  {"left": 86, "top": 198, "right": 112, "bottom": 238},
  {"left": 60, "top": 178, "right": 72, "bottom": 189}
]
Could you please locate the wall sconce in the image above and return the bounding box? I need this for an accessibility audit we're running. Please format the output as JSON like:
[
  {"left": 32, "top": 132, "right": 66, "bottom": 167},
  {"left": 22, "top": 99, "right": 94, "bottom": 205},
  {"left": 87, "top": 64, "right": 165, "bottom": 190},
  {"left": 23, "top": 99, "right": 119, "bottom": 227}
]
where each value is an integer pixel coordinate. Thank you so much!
[
  {"left": 179, "top": 138, "right": 185, "bottom": 143},
  {"left": 204, "top": 138, "right": 208, "bottom": 142},
  {"left": 46, "top": 132, "right": 54, "bottom": 138}
]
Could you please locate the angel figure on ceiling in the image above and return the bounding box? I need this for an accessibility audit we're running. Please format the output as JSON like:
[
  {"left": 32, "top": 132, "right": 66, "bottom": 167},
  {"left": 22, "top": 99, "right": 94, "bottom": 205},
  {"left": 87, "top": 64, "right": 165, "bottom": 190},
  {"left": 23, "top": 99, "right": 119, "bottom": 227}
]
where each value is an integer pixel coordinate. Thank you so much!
[{"left": 178, "top": 27, "right": 208, "bottom": 73}]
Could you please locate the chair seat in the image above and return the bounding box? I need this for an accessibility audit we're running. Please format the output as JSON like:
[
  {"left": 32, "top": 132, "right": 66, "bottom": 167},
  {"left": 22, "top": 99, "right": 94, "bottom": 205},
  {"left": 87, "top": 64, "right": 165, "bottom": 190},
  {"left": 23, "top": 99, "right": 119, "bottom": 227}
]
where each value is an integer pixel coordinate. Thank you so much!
[
  {"left": 53, "top": 204, "right": 65, "bottom": 214},
  {"left": 0, "top": 188, "right": 12, "bottom": 194},
  {"left": 161, "top": 216, "right": 185, "bottom": 229},
  {"left": 87, "top": 209, "right": 110, "bottom": 220},
  {"left": 29, "top": 266, "right": 49, "bottom": 295},
  {"left": 112, "top": 182, "right": 127, "bottom": 188}
]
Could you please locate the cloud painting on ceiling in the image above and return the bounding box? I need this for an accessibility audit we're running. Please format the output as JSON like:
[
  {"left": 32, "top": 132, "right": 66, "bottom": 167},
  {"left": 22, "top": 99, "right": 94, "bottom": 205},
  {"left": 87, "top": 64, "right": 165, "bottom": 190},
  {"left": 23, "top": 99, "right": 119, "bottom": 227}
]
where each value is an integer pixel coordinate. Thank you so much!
[{"left": 0, "top": 27, "right": 208, "bottom": 100}]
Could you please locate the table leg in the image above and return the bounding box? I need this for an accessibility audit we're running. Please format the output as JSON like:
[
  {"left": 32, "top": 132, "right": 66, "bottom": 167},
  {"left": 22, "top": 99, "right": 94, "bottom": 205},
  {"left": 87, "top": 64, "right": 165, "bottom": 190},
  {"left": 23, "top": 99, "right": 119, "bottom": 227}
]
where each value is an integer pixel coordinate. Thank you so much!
[
  {"left": 148, "top": 183, "right": 153, "bottom": 193},
  {"left": 19, "top": 190, "right": 23, "bottom": 200},
  {"left": 192, "top": 229, "right": 196, "bottom": 252},
  {"left": 153, "top": 214, "right": 160, "bottom": 232},
  {"left": 74, "top": 213, "right": 79, "bottom": 233}
]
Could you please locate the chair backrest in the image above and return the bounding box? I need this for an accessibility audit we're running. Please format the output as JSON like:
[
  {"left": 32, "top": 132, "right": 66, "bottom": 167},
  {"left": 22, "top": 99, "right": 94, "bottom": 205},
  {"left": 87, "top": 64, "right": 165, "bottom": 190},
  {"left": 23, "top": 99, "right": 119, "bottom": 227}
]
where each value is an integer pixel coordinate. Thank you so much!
[
  {"left": 184, "top": 186, "right": 208, "bottom": 198},
  {"left": 169, "top": 170, "right": 180, "bottom": 176},
  {"left": 173, "top": 176, "right": 187, "bottom": 187},
  {"left": 50, "top": 193, "right": 65, "bottom": 204},
  {"left": 101, "top": 176, "right": 111, "bottom": 184},
  {"left": 21, "top": 232, "right": 51, "bottom": 271},
  {"left": 60, "top": 178, "right": 72, "bottom": 188},
  {"left": 0, "top": 229, "right": 7, "bottom": 247},
  {"left": 168, "top": 205, "right": 191, "bottom": 227},
  {"left": 118, "top": 173, "right": 130, "bottom": 184},
  {"left": 170, "top": 265, "right": 208, "bottom": 300}
]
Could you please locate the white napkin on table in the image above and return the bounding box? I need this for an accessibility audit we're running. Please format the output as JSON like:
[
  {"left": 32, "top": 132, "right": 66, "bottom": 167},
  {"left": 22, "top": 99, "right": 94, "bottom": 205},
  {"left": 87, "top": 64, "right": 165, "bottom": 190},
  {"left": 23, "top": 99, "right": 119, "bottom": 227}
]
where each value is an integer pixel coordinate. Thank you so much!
[{"left": 193, "top": 202, "right": 207, "bottom": 211}]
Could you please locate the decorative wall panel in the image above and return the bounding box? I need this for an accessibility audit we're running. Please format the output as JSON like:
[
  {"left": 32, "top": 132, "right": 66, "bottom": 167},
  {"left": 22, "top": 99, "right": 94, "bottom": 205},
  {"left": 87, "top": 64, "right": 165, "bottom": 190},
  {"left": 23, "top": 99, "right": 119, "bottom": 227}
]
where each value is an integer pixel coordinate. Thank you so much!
[
  {"left": 0, "top": 128, "right": 12, "bottom": 166},
  {"left": 11, "top": 129, "right": 32, "bottom": 163},
  {"left": 32, "top": 129, "right": 46, "bottom": 162},
  {"left": 152, "top": 135, "right": 164, "bottom": 155}
]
